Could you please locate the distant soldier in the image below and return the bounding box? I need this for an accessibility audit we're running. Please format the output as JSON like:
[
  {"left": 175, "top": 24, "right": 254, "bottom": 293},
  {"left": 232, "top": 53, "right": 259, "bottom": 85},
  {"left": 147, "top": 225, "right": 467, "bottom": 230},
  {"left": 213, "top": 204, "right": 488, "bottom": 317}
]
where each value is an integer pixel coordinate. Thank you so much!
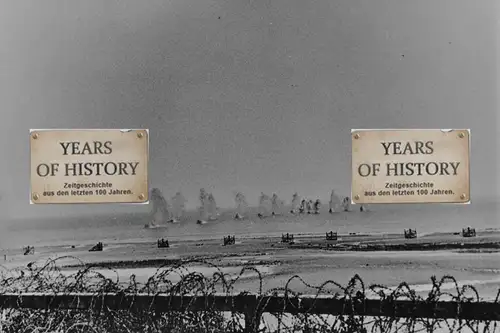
[
  {"left": 342, "top": 197, "right": 351, "bottom": 212},
  {"left": 307, "top": 200, "right": 314, "bottom": 214},
  {"left": 314, "top": 199, "right": 321, "bottom": 214},
  {"left": 299, "top": 199, "right": 306, "bottom": 214}
]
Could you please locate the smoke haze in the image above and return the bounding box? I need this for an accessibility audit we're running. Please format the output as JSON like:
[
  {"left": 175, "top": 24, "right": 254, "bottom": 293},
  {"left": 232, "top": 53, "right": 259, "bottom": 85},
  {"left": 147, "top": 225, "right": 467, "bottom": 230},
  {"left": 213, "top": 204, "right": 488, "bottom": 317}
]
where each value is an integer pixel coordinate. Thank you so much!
[
  {"left": 329, "top": 190, "right": 341, "bottom": 212},
  {"left": 198, "top": 188, "right": 208, "bottom": 218},
  {"left": 258, "top": 193, "right": 272, "bottom": 215},
  {"left": 171, "top": 192, "right": 186, "bottom": 219},
  {"left": 271, "top": 193, "right": 284, "bottom": 214},
  {"left": 150, "top": 188, "right": 170, "bottom": 224},
  {"left": 234, "top": 192, "right": 248, "bottom": 216},
  {"left": 291, "top": 193, "right": 301, "bottom": 212},
  {"left": 207, "top": 193, "right": 217, "bottom": 218}
]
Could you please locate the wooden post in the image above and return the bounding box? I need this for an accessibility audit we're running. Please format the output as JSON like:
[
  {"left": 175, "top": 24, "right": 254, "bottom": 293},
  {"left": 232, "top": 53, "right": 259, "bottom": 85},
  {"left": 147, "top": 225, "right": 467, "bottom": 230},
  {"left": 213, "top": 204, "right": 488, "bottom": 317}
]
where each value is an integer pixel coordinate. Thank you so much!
[{"left": 235, "top": 295, "right": 260, "bottom": 333}]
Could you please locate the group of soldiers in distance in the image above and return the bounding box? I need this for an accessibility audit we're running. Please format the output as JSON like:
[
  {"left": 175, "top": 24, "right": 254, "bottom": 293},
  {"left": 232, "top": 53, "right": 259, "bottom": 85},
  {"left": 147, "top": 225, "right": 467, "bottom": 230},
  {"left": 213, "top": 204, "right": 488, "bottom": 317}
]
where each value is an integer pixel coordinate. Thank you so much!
[
  {"left": 147, "top": 188, "right": 366, "bottom": 226},
  {"left": 290, "top": 198, "right": 323, "bottom": 215},
  {"left": 258, "top": 190, "right": 365, "bottom": 218},
  {"left": 287, "top": 195, "right": 364, "bottom": 215}
]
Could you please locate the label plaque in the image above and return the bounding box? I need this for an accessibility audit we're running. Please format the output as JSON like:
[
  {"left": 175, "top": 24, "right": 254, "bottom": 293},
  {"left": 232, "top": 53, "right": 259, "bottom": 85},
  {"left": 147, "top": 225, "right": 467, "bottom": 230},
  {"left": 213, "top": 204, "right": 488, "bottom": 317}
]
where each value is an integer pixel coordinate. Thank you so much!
[
  {"left": 30, "top": 129, "right": 149, "bottom": 204},
  {"left": 351, "top": 129, "right": 470, "bottom": 204}
]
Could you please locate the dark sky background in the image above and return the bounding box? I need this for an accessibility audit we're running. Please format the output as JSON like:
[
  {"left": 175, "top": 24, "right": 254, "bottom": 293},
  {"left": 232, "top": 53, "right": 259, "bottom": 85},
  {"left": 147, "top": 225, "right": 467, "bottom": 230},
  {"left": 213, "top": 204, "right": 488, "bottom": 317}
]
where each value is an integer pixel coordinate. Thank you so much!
[{"left": 0, "top": 0, "right": 497, "bottom": 220}]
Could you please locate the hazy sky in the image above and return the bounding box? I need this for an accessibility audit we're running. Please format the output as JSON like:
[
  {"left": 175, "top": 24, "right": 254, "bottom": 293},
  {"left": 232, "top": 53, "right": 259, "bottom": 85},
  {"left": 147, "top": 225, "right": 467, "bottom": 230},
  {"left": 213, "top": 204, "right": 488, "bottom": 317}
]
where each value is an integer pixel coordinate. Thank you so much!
[{"left": 0, "top": 0, "right": 497, "bottom": 219}]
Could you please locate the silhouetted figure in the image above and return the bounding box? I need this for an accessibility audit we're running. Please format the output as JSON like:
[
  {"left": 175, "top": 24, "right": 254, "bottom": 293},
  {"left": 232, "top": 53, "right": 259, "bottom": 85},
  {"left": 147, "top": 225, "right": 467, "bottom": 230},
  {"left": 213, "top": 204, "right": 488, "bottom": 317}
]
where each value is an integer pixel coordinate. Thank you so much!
[
  {"left": 307, "top": 200, "right": 314, "bottom": 214},
  {"left": 299, "top": 199, "right": 306, "bottom": 214},
  {"left": 291, "top": 192, "right": 301, "bottom": 214},
  {"left": 314, "top": 199, "right": 321, "bottom": 214},
  {"left": 342, "top": 197, "right": 351, "bottom": 212}
]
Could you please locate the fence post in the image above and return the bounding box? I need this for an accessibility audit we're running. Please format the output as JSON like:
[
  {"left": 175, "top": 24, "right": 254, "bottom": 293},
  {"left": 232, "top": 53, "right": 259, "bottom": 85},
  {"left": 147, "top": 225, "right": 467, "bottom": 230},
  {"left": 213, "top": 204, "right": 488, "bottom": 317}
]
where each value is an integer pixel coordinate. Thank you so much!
[{"left": 237, "top": 295, "right": 259, "bottom": 333}]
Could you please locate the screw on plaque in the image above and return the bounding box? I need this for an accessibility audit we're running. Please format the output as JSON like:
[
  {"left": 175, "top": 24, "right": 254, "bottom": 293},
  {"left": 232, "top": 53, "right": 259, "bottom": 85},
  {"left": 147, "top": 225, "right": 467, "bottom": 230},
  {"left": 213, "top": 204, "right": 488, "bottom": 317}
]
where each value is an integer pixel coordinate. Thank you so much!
[
  {"left": 32, "top": 193, "right": 39, "bottom": 201},
  {"left": 353, "top": 133, "right": 360, "bottom": 139},
  {"left": 458, "top": 132, "right": 465, "bottom": 138},
  {"left": 354, "top": 195, "right": 360, "bottom": 201},
  {"left": 138, "top": 193, "right": 145, "bottom": 200},
  {"left": 460, "top": 193, "right": 467, "bottom": 200},
  {"left": 137, "top": 131, "right": 144, "bottom": 139},
  {"left": 31, "top": 133, "right": 38, "bottom": 140}
]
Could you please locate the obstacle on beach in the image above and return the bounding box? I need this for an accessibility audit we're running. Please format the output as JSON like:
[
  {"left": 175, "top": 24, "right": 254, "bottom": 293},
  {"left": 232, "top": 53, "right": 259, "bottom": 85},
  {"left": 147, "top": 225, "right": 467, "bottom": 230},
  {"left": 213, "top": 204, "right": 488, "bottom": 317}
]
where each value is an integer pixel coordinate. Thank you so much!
[
  {"left": 404, "top": 229, "right": 417, "bottom": 239},
  {"left": 23, "top": 246, "right": 34, "bottom": 256},
  {"left": 281, "top": 233, "right": 294, "bottom": 243},
  {"left": 157, "top": 238, "right": 170, "bottom": 248},
  {"left": 326, "top": 231, "right": 338, "bottom": 241},
  {"left": 461, "top": 227, "right": 476, "bottom": 238},
  {"left": 89, "top": 242, "right": 103, "bottom": 252},
  {"left": 223, "top": 235, "right": 236, "bottom": 246}
]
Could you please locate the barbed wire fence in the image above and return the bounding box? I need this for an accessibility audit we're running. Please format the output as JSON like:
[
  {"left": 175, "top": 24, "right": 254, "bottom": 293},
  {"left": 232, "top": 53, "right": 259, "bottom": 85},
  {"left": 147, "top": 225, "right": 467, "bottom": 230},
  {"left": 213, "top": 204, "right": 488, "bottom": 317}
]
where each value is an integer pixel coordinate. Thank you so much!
[{"left": 0, "top": 256, "right": 499, "bottom": 333}]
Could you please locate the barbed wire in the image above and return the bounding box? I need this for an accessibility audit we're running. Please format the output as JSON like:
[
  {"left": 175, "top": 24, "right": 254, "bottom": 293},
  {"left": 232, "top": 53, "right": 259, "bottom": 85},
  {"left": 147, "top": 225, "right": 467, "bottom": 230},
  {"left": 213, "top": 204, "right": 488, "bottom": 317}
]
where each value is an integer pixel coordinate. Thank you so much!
[{"left": 0, "top": 256, "right": 498, "bottom": 333}]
